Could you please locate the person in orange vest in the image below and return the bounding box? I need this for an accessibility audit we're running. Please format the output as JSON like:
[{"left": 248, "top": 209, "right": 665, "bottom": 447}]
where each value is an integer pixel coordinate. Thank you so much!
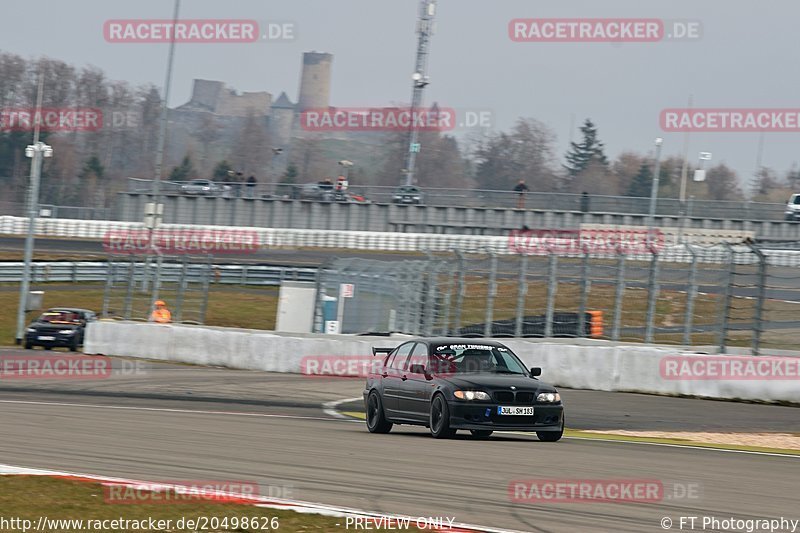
[{"left": 150, "top": 300, "right": 172, "bottom": 323}]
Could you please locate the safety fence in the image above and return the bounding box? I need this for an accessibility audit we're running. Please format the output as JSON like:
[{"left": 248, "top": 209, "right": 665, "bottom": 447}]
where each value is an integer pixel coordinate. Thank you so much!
[
  {"left": 315, "top": 243, "right": 800, "bottom": 354},
  {"left": 101, "top": 254, "right": 213, "bottom": 324},
  {"left": 0, "top": 261, "right": 317, "bottom": 286},
  {"left": 124, "top": 177, "right": 790, "bottom": 221}
]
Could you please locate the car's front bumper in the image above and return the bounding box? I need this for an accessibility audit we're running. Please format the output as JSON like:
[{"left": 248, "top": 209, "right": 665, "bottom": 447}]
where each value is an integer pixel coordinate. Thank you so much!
[
  {"left": 448, "top": 401, "right": 564, "bottom": 431},
  {"left": 24, "top": 333, "right": 77, "bottom": 347}
]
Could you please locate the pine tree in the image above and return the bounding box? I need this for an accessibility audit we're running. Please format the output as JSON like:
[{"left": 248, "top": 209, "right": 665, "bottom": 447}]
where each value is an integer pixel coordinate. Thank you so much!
[
  {"left": 282, "top": 163, "right": 299, "bottom": 183},
  {"left": 212, "top": 160, "right": 232, "bottom": 182},
  {"left": 168, "top": 154, "right": 195, "bottom": 182},
  {"left": 626, "top": 162, "right": 652, "bottom": 197},
  {"left": 564, "top": 119, "right": 608, "bottom": 176}
]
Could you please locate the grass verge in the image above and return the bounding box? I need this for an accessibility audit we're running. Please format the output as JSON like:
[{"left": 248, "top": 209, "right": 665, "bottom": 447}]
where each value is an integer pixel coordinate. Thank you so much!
[
  {"left": 0, "top": 476, "right": 422, "bottom": 532},
  {"left": 0, "top": 284, "right": 278, "bottom": 346}
]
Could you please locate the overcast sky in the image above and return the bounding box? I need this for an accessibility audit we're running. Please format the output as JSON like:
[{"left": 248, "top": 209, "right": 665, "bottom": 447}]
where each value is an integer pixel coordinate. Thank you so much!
[{"left": 1, "top": 0, "right": 798, "bottom": 188}]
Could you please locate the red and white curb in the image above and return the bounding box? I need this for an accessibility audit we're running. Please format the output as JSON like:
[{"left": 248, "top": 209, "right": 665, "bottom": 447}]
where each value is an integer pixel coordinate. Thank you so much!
[{"left": 0, "top": 463, "right": 524, "bottom": 533}]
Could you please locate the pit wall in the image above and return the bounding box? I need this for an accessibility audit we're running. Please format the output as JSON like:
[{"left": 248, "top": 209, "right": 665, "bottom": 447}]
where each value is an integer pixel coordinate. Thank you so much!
[{"left": 84, "top": 321, "right": 800, "bottom": 403}]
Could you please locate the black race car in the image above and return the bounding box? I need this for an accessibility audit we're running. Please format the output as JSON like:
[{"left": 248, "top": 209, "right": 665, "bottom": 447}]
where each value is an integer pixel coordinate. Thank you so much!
[
  {"left": 363, "top": 338, "right": 564, "bottom": 440},
  {"left": 24, "top": 308, "right": 96, "bottom": 351}
]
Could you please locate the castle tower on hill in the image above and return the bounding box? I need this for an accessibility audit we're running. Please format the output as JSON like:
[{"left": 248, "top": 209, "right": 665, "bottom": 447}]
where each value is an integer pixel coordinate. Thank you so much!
[
  {"left": 297, "top": 51, "right": 333, "bottom": 112},
  {"left": 269, "top": 91, "right": 296, "bottom": 149}
]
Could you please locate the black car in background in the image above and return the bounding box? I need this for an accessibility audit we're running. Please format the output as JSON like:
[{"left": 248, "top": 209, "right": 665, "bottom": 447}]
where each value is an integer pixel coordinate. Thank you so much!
[
  {"left": 363, "top": 338, "right": 564, "bottom": 440},
  {"left": 24, "top": 308, "right": 96, "bottom": 351},
  {"left": 391, "top": 185, "right": 424, "bottom": 204}
]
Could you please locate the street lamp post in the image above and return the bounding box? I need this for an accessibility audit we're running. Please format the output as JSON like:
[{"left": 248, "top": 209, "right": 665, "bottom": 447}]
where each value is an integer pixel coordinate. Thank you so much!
[
  {"left": 647, "top": 138, "right": 664, "bottom": 247},
  {"left": 15, "top": 141, "right": 53, "bottom": 344},
  {"left": 338, "top": 159, "right": 353, "bottom": 180}
]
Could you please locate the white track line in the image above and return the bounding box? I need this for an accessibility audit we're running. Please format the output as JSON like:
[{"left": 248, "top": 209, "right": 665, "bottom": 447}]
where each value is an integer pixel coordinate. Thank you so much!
[{"left": 322, "top": 397, "right": 363, "bottom": 419}]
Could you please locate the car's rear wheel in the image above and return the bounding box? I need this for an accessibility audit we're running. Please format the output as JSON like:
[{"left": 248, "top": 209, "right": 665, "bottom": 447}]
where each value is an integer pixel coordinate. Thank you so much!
[
  {"left": 470, "top": 430, "right": 493, "bottom": 439},
  {"left": 69, "top": 340, "right": 79, "bottom": 352},
  {"left": 366, "top": 391, "right": 393, "bottom": 434},
  {"left": 24, "top": 342, "right": 33, "bottom": 350},
  {"left": 429, "top": 394, "right": 456, "bottom": 439},
  {"left": 44, "top": 346, "right": 52, "bottom": 351},
  {"left": 537, "top": 415, "right": 564, "bottom": 442}
]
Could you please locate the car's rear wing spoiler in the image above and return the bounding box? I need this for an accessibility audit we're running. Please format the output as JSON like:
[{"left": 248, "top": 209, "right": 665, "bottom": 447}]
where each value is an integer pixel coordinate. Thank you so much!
[{"left": 372, "top": 347, "right": 394, "bottom": 357}]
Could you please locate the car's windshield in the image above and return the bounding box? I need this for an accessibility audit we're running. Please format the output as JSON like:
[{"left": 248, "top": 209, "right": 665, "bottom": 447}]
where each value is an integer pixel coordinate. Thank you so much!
[
  {"left": 793, "top": 196, "right": 800, "bottom": 205},
  {"left": 429, "top": 343, "right": 528, "bottom": 375},
  {"left": 38, "top": 311, "right": 80, "bottom": 324}
]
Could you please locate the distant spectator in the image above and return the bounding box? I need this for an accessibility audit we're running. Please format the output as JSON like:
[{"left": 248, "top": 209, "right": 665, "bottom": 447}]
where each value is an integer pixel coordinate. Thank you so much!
[
  {"left": 580, "top": 191, "right": 591, "bottom": 213},
  {"left": 246, "top": 175, "right": 257, "bottom": 198},
  {"left": 233, "top": 171, "right": 244, "bottom": 197},
  {"left": 513, "top": 179, "right": 529, "bottom": 209}
]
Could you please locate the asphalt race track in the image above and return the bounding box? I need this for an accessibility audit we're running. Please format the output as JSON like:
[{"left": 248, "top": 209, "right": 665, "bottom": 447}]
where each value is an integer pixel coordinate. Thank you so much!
[{"left": 0, "top": 348, "right": 798, "bottom": 532}]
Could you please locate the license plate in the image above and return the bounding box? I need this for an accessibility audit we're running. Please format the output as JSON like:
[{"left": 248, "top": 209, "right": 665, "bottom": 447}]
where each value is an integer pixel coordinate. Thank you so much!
[
  {"left": 38, "top": 336, "right": 55, "bottom": 341},
  {"left": 497, "top": 406, "right": 534, "bottom": 416}
]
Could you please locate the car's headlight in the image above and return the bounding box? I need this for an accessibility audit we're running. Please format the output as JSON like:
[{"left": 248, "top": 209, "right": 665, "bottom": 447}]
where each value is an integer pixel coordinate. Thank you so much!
[
  {"left": 454, "top": 390, "right": 490, "bottom": 401},
  {"left": 537, "top": 392, "right": 561, "bottom": 403},
  {"left": 58, "top": 329, "right": 76, "bottom": 335},
  {"left": 26, "top": 328, "right": 36, "bottom": 333}
]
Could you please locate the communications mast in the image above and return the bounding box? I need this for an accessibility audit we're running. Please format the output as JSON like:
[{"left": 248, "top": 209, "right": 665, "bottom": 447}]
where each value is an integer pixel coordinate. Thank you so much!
[{"left": 402, "top": 0, "right": 437, "bottom": 186}]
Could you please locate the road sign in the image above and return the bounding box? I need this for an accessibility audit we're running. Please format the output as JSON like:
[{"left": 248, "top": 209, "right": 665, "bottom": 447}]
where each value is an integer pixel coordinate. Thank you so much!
[{"left": 340, "top": 283, "right": 355, "bottom": 298}]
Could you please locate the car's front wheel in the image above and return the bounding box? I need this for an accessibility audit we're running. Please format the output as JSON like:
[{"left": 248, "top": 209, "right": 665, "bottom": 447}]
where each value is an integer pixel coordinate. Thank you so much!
[
  {"left": 429, "top": 394, "right": 456, "bottom": 439},
  {"left": 24, "top": 342, "right": 33, "bottom": 350},
  {"left": 537, "top": 415, "right": 564, "bottom": 442},
  {"left": 366, "top": 391, "right": 393, "bottom": 434}
]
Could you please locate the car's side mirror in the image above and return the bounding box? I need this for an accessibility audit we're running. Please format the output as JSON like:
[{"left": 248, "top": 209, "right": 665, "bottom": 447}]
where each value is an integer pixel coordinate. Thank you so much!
[{"left": 530, "top": 367, "right": 542, "bottom": 377}]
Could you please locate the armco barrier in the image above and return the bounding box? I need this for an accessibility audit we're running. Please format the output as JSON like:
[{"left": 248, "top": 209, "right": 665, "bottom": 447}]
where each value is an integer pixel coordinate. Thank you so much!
[
  {"left": 0, "top": 215, "right": 792, "bottom": 262},
  {"left": 84, "top": 321, "right": 800, "bottom": 403}
]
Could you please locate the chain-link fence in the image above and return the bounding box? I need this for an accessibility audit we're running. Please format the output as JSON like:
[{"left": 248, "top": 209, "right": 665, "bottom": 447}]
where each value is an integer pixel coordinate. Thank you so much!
[
  {"left": 102, "top": 253, "right": 212, "bottom": 323},
  {"left": 314, "top": 243, "right": 800, "bottom": 354}
]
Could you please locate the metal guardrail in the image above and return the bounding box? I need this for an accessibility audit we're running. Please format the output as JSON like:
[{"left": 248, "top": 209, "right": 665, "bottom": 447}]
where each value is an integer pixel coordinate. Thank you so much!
[{"left": 0, "top": 261, "right": 317, "bottom": 286}]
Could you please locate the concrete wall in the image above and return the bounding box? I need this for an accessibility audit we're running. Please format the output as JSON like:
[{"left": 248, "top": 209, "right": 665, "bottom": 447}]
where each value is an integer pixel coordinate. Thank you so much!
[
  {"left": 84, "top": 321, "right": 800, "bottom": 403},
  {"left": 114, "top": 193, "right": 800, "bottom": 240}
]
